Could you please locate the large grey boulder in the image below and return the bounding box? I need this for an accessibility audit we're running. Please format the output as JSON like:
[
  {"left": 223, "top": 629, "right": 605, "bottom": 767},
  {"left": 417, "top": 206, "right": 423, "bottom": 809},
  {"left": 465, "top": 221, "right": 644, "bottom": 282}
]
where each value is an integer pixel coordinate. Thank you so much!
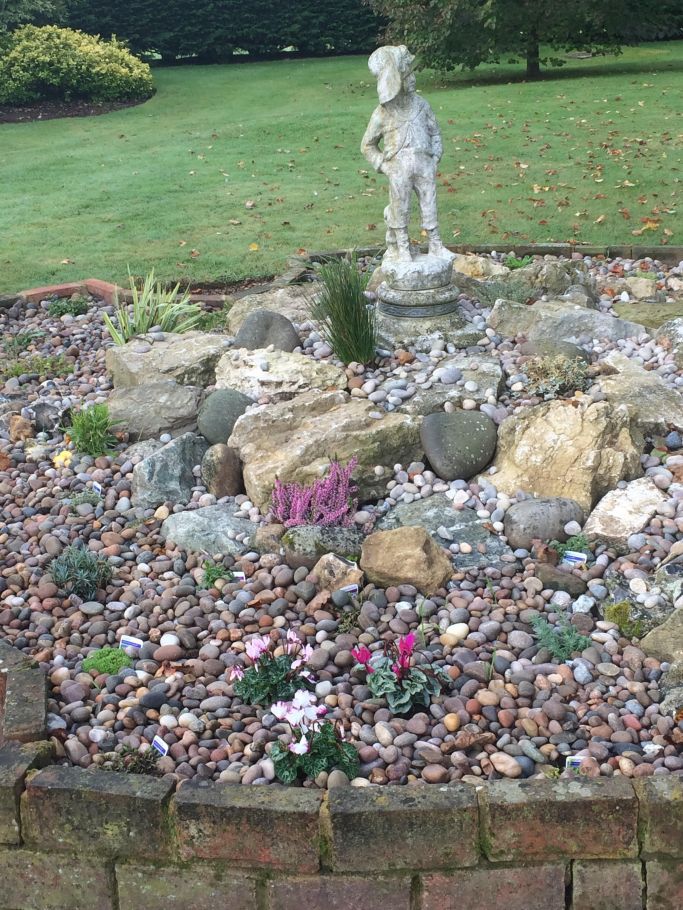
[
  {"left": 481, "top": 399, "right": 643, "bottom": 512},
  {"left": 376, "top": 493, "right": 514, "bottom": 569},
  {"left": 400, "top": 354, "right": 504, "bottom": 417},
  {"left": 420, "top": 411, "right": 497, "bottom": 481},
  {"left": 108, "top": 381, "right": 203, "bottom": 440},
  {"left": 514, "top": 259, "right": 596, "bottom": 297},
  {"left": 197, "top": 388, "right": 254, "bottom": 445},
  {"left": 132, "top": 433, "right": 208, "bottom": 509},
  {"left": 233, "top": 309, "right": 301, "bottom": 353},
  {"left": 280, "top": 525, "right": 364, "bottom": 569},
  {"left": 489, "top": 298, "right": 645, "bottom": 347},
  {"left": 106, "top": 332, "right": 232, "bottom": 389},
  {"left": 503, "top": 497, "right": 584, "bottom": 550},
  {"left": 161, "top": 505, "right": 257, "bottom": 555},
  {"left": 595, "top": 352, "right": 683, "bottom": 434},
  {"left": 228, "top": 389, "right": 422, "bottom": 509}
]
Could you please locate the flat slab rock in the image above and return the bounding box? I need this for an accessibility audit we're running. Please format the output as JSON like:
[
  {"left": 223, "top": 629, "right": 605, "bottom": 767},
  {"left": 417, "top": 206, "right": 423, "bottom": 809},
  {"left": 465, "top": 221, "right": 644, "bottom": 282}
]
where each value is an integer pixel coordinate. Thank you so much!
[
  {"left": 214, "top": 348, "right": 346, "bottom": 401},
  {"left": 376, "top": 493, "right": 515, "bottom": 569},
  {"left": 584, "top": 477, "right": 666, "bottom": 548},
  {"left": 161, "top": 505, "right": 258, "bottom": 555},
  {"left": 106, "top": 332, "right": 232, "bottom": 389}
]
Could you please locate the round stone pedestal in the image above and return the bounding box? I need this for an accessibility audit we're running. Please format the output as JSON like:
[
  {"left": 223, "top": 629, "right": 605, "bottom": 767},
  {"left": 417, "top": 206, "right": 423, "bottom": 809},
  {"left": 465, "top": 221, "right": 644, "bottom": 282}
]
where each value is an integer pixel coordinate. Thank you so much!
[{"left": 377, "top": 253, "right": 459, "bottom": 318}]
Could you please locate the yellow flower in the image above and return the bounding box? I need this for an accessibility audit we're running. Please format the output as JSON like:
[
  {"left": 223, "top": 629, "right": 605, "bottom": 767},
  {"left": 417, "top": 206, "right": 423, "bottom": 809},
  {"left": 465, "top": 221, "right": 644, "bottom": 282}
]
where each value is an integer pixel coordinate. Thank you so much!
[{"left": 53, "top": 449, "right": 73, "bottom": 468}]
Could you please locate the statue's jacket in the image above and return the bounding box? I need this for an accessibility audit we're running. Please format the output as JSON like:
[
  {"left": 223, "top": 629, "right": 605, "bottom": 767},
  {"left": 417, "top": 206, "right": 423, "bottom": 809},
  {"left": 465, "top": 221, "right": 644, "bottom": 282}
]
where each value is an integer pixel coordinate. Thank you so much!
[{"left": 361, "top": 95, "right": 443, "bottom": 172}]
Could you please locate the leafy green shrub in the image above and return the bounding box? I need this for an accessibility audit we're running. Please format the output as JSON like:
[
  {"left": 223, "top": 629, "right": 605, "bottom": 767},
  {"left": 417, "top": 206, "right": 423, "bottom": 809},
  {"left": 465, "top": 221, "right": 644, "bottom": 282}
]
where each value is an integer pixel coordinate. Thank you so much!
[
  {"left": 550, "top": 533, "right": 589, "bottom": 561},
  {"left": 1, "top": 353, "right": 72, "bottom": 379},
  {"left": 271, "top": 718, "right": 359, "bottom": 784},
  {"left": 65, "top": 404, "right": 119, "bottom": 456},
  {"left": 51, "top": 545, "right": 112, "bottom": 599},
  {"left": 103, "top": 270, "right": 202, "bottom": 345},
  {"left": 200, "top": 561, "right": 233, "bottom": 588},
  {"left": 309, "top": 257, "right": 376, "bottom": 365},
  {"left": 525, "top": 354, "right": 590, "bottom": 397},
  {"left": 48, "top": 296, "right": 89, "bottom": 317},
  {"left": 530, "top": 614, "right": 591, "bottom": 662},
  {"left": 505, "top": 254, "right": 533, "bottom": 270},
  {"left": 83, "top": 647, "right": 132, "bottom": 676},
  {"left": 269, "top": 691, "right": 359, "bottom": 784},
  {"left": 0, "top": 26, "right": 154, "bottom": 105}
]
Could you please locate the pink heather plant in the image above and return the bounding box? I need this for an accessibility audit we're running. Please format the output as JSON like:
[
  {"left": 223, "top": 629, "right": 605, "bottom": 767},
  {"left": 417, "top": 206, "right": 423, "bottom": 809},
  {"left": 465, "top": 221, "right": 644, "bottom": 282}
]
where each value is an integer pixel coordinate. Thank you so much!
[{"left": 270, "top": 457, "right": 358, "bottom": 528}]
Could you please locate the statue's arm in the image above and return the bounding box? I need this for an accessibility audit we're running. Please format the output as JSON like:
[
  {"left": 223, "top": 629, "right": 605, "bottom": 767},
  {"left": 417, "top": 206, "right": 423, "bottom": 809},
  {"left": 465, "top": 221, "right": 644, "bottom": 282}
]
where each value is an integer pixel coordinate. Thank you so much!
[
  {"left": 427, "top": 104, "right": 443, "bottom": 162},
  {"left": 361, "top": 108, "right": 386, "bottom": 172}
]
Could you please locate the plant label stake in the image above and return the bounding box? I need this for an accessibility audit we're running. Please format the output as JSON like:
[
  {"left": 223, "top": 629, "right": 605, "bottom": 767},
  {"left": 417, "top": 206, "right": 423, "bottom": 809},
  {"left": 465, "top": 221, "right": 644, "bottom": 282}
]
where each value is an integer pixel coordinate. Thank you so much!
[{"left": 151, "top": 735, "right": 169, "bottom": 756}]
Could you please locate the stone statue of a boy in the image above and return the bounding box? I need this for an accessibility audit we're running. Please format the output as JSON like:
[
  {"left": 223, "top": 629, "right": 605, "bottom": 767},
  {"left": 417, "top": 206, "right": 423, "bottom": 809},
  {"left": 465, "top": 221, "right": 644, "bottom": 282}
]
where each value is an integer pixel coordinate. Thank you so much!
[{"left": 361, "top": 45, "right": 450, "bottom": 263}]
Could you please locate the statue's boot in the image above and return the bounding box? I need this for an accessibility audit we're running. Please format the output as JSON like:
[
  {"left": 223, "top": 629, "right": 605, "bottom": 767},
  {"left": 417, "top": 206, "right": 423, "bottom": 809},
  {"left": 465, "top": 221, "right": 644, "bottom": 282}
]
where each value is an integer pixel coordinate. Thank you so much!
[
  {"left": 395, "top": 228, "right": 412, "bottom": 262},
  {"left": 426, "top": 227, "right": 452, "bottom": 259}
]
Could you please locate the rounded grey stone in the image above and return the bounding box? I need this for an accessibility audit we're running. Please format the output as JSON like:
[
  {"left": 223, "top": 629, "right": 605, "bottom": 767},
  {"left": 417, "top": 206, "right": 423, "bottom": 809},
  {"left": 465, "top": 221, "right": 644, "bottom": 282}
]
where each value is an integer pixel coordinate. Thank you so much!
[
  {"left": 420, "top": 411, "right": 497, "bottom": 481},
  {"left": 503, "top": 497, "right": 585, "bottom": 550},
  {"left": 198, "top": 388, "right": 254, "bottom": 445},
  {"left": 233, "top": 308, "right": 301, "bottom": 353}
]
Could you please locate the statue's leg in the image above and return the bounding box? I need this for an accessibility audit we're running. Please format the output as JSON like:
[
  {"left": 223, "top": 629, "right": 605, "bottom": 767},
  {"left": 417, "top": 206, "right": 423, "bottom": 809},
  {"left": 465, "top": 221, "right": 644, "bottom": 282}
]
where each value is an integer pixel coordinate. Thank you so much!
[
  {"left": 415, "top": 165, "right": 449, "bottom": 258},
  {"left": 386, "top": 172, "right": 412, "bottom": 262}
]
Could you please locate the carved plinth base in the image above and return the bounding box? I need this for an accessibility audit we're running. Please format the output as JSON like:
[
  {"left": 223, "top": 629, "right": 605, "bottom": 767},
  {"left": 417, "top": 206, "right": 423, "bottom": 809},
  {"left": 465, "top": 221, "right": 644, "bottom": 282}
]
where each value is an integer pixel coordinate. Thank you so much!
[{"left": 376, "top": 252, "right": 460, "bottom": 318}]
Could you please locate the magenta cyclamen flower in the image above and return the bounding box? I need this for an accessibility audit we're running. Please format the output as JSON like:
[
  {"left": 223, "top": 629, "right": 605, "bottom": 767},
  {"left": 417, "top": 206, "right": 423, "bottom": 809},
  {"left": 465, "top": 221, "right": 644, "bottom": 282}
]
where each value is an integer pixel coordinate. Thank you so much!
[
  {"left": 229, "top": 665, "right": 244, "bottom": 682},
  {"left": 351, "top": 644, "right": 374, "bottom": 674}
]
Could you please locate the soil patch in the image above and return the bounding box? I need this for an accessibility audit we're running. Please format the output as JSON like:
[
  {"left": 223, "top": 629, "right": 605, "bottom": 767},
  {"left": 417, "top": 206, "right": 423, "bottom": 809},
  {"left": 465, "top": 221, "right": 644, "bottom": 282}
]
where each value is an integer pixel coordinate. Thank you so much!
[{"left": 0, "top": 96, "right": 151, "bottom": 124}]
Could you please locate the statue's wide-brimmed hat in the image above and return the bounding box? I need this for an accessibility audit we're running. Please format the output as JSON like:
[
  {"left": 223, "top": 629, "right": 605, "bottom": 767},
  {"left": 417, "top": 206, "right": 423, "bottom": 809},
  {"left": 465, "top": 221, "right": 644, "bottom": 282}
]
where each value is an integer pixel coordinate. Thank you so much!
[{"left": 368, "top": 45, "right": 416, "bottom": 104}]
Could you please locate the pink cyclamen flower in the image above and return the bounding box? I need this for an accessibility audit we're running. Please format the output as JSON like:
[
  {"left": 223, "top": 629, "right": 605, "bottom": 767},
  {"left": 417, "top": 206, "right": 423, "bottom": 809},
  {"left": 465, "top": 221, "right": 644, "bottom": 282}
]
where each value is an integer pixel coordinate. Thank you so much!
[
  {"left": 351, "top": 644, "right": 374, "bottom": 674},
  {"left": 291, "top": 644, "right": 313, "bottom": 669},
  {"left": 398, "top": 632, "right": 416, "bottom": 658},
  {"left": 229, "top": 666, "right": 244, "bottom": 682},
  {"left": 288, "top": 736, "right": 310, "bottom": 755},
  {"left": 245, "top": 636, "right": 270, "bottom": 662}
]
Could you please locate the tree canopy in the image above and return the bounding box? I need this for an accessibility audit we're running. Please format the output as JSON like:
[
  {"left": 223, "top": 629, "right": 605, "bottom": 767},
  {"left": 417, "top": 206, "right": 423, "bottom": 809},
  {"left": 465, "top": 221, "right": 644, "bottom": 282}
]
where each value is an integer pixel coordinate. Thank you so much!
[{"left": 367, "top": 0, "right": 683, "bottom": 77}]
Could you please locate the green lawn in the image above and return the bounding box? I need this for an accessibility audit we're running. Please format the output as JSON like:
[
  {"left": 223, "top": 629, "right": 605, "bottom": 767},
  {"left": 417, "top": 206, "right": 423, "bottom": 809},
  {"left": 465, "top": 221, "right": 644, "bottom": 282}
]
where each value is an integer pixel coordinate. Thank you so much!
[{"left": 1, "top": 43, "right": 681, "bottom": 293}]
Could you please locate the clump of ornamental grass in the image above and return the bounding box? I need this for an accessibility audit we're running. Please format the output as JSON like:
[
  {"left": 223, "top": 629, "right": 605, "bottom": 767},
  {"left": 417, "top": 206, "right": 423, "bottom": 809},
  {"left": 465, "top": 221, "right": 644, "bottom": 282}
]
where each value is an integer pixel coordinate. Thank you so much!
[
  {"left": 352, "top": 632, "right": 449, "bottom": 715},
  {"left": 530, "top": 614, "right": 591, "bottom": 663},
  {"left": 525, "top": 354, "right": 590, "bottom": 398},
  {"left": 308, "top": 256, "right": 376, "bottom": 364},
  {"left": 82, "top": 647, "right": 132, "bottom": 676},
  {"left": 270, "top": 457, "right": 358, "bottom": 527},
  {"left": 65, "top": 404, "right": 119, "bottom": 457},
  {"left": 269, "top": 690, "right": 359, "bottom": 784},
  {"left": 51, "top": 545, "right": 112, "bottom": 599},
  {"left": 103, "top": 269, "right": 203, "bottom": 344},
  {"left": 230, "top": 631, "right": 315, "bottom": 706}
]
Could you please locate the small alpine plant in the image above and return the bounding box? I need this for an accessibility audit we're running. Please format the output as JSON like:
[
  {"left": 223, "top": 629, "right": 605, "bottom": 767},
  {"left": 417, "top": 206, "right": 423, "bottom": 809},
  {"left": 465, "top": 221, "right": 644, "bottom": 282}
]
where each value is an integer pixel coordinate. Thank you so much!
[
  {"left": 230, "top": 630, "right": 315, "bottom": 706},
  {"left": 352, "top": 632, "right": 449, "bottom": 715},
  {"left": 269, "top": 689, "right": 359, "bottom": 784}
]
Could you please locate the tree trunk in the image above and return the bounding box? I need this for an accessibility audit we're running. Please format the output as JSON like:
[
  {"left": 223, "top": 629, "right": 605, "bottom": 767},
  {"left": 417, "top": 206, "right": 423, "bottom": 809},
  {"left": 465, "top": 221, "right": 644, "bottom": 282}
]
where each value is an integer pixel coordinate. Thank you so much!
[{"left": 526, "top": 33, "right": 541, "bottom": 79}]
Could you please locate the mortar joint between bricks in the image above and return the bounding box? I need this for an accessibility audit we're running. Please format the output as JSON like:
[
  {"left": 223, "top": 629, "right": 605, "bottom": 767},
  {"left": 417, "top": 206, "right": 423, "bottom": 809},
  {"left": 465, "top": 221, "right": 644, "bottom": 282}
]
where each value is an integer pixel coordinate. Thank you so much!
[
  {"left": 410, "top": 873, "right": 423, "bottom": 910},
  {"left": 318, "top": 791, "right": 333, "bottom": 872}
]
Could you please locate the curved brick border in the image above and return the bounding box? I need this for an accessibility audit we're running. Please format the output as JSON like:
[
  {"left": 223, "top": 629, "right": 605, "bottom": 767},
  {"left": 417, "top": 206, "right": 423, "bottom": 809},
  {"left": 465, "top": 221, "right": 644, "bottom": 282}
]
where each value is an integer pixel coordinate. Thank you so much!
[{"left": 0, "top": 643, "right": 680, "bottom": 910}]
